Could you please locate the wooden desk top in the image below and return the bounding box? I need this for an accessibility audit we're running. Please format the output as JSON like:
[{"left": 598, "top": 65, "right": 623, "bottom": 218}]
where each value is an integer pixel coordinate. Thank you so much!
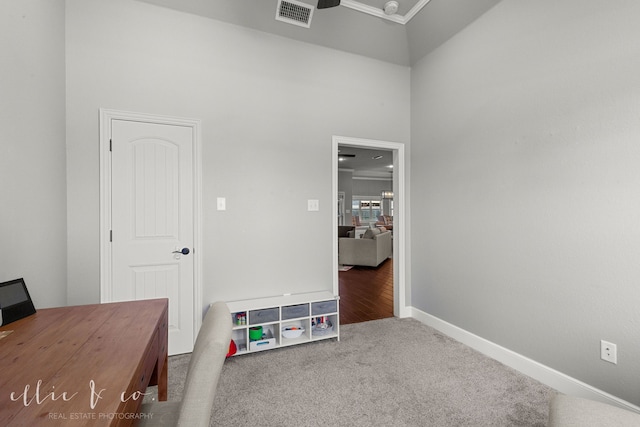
[{"left": 0, "top": 299, "right": 168, "bottom": 426}]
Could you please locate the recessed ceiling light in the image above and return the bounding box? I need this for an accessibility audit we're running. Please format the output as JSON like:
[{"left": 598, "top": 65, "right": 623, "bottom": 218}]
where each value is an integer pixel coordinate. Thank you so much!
[{"left": 387, "top": 164, "right": 393, "bottom": 168}]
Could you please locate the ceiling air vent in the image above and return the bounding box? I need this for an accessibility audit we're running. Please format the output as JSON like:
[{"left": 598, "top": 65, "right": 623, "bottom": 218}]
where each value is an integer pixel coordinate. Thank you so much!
[{"left": 276, "top": 0, "right": 314, "bottom": 29}]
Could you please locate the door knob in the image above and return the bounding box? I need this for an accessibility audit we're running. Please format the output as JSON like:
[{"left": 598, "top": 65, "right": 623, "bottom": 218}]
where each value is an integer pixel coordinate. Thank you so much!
[{"left": 172, "top": 248, "right": 190, "bottom": 255}]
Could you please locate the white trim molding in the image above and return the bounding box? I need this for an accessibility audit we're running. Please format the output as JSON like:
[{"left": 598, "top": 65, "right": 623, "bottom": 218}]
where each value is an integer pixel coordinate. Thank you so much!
[
  {"left": 411, "top": 307, "right": 640, "bottom": 414},
  {"left": 341, "top": 0, "right": 432, "bottom": 25},
  {"left": 332, "top": 135, "right": 410, "bottom": 318}
]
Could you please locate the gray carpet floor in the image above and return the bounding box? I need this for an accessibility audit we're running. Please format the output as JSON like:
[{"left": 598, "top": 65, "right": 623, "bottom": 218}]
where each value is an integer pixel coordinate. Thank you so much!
[{"left": 146, "top": 317, "right": 556, "bottom": 426}]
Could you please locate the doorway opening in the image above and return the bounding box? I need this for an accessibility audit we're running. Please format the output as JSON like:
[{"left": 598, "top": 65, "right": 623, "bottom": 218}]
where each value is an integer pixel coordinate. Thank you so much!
[{"left": 332, "top": 136, "right": 408, "bottom": 322}]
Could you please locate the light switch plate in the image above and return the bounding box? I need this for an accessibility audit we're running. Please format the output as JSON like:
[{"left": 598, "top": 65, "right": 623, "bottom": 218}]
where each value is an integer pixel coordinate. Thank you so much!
[
  {"left": 307, "top": 199, "right": 319, "bottom": 211},
  {"left": 217, "top": 197, "right": 226, "bottom": 211}
]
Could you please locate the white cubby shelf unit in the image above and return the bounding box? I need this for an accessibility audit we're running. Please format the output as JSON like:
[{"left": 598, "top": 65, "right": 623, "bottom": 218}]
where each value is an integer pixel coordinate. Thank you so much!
[{"left": 226, "top": 291, "right": 340, "bottom": 356}]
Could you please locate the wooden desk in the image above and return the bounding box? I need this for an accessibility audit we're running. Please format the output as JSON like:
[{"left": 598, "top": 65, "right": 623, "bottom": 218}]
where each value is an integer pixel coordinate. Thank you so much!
[{"left": 0, "top": 299, "right": 168, "bottom": 426}]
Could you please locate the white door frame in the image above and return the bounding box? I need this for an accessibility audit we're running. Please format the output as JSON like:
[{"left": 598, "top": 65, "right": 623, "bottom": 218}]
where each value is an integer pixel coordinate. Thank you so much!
[
  {"left": 99, "top": 108, "right": 204, "bottom": 335},
  {"left": 332, "top": 135, "right": 410, "bottom": 318}
]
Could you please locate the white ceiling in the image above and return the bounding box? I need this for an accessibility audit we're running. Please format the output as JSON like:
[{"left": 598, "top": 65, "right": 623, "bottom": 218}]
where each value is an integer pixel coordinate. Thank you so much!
[
  {"left": 338, "top": 146, "right": 394, "bottom": 178},
  {"left": 136, "top": 0, "right": 502, "bottom": 66}
]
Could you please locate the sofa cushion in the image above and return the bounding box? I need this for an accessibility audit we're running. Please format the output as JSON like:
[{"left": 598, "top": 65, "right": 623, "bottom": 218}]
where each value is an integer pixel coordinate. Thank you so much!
[{"left": 363, "top": 227, "right": 381, "bottom": 239}]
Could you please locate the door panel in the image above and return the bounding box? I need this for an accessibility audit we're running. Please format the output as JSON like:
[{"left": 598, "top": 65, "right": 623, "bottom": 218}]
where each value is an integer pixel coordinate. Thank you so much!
[
  {"left": 111, "top": 119, "right": 194, "bottom": 355},
  {"left": 133, "top": 141, "right": 178, "bottom": 238}
]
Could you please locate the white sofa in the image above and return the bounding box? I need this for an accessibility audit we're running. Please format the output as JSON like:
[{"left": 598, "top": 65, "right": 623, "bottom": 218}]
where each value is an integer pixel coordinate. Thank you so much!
[{"left": 338, "top": 228, "right": 392, "bottom": 267}]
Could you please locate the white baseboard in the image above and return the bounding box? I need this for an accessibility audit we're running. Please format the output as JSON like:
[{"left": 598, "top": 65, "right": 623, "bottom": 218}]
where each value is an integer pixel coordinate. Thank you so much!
[{"left": 410, "top": 306, "right": 640, "bottom": 414}]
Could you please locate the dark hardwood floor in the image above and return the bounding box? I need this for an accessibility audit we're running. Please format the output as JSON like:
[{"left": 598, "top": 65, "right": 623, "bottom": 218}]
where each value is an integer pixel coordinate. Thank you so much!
[{"left": 338, "top": 258, "right": 393, "bottom": 325}]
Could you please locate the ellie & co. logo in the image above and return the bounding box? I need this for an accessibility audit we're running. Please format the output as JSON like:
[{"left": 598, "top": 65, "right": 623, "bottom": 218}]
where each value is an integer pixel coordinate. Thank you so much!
[{"left": 10, "top": 379, "right": 148, "bottom": 409}]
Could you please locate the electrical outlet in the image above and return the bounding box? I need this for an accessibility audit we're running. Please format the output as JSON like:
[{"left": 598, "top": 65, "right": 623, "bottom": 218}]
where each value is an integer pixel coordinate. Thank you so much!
[{"left": 600, "top": 340, "right": 617, "bottom": 364}]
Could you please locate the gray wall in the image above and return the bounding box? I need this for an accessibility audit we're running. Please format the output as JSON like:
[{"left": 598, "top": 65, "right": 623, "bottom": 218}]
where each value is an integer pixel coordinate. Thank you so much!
[
  {"left": 352, "top": 178, "right": 392, "bottom": 199},
  {"left": 411, "top": 0, "right": 640, "bottom": 405},
  {"left": 65, "top": 0, "right": 410, "bottom": 308},
  {"left": 0, "top": 0, "right": 67, "bottom": 308}
]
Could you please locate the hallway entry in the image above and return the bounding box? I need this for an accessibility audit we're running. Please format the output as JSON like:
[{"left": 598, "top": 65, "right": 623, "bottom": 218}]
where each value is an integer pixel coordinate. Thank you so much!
[{"left": 332, "top": 135, "right": 408, "bottom": 320}]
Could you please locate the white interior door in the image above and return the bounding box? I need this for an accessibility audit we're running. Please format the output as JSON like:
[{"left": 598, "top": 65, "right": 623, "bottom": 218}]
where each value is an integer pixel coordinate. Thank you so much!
[{"left": 110, "top": 118, "right": 195, "bottom": 355}]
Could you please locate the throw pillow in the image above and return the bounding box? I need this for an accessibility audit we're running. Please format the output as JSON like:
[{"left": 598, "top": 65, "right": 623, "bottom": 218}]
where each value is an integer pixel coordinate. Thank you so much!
[{"left": 363, "top": 227, "right": 381, "bottom": 239}]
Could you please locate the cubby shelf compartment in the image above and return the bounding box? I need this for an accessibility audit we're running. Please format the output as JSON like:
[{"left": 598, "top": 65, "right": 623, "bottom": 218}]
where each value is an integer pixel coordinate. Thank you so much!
[{"left": 226, "top": 291, "right": 339, "bottom": 356}]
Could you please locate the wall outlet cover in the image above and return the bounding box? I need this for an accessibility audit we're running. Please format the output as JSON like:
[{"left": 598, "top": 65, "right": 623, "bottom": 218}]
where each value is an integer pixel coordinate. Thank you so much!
[{"left": 600, "top": 340, "right": 617, "bottom": 364}]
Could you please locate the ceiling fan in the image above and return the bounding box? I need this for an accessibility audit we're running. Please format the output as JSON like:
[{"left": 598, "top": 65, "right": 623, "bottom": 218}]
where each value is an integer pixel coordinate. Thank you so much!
[{"left": 317, "top": 0, "right": 341, "bottom": 9}]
